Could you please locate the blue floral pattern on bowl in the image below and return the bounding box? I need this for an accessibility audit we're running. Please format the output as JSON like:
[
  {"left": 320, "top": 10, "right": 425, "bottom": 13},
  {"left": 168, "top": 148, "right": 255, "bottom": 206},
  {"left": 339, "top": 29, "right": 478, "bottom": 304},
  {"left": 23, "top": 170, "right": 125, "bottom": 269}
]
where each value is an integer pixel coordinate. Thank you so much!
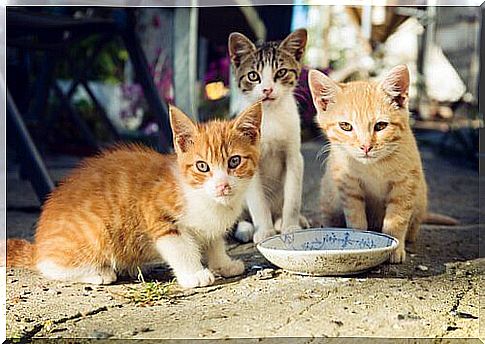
[
  {"left": 257, "top": 228, "right": 399, "bottom": 276},
  {"left": 280, "top": 229, "right": 395, "bottom": 251}
]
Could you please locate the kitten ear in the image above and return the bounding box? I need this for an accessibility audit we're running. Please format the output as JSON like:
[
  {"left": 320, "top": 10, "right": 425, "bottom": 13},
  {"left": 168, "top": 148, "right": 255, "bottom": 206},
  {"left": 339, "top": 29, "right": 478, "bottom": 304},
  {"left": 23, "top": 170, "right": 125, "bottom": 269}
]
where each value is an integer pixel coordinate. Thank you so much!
[
  {"left": 279, "top": 28, "right": 307, "bottom": 62},
  {"left": 308, "top": 69, "right": 341, "bottom": 112},
  {"left": 228, "top": 32, "right": 256, "bottom": 68},
  {"left": 232, "top": 101, "right": 263, "bottom": 144},
  {"left": 380, "top": 64, "right": 410, "bottom": 108},
  {"left": 169, "top": 105, "right": 197, "bottom": 153}
]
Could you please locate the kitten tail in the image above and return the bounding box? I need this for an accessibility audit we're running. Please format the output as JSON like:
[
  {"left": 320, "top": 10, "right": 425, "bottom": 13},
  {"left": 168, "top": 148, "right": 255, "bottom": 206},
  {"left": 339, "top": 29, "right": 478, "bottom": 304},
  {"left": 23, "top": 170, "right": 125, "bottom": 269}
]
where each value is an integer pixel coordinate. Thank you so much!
[
  {"left": 6, "top": 239, "right": 35, "bottom": 268},
  {"left": 423, "top": 212, "right": 459, "bottom": 226}
]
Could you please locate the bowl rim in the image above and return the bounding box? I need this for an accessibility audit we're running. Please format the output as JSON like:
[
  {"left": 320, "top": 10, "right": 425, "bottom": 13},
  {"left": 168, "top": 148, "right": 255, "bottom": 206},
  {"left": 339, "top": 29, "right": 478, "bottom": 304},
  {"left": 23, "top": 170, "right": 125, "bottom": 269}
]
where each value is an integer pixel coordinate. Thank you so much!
[{"left": 256, "top": 227, "right": 399, "bottom": 256}]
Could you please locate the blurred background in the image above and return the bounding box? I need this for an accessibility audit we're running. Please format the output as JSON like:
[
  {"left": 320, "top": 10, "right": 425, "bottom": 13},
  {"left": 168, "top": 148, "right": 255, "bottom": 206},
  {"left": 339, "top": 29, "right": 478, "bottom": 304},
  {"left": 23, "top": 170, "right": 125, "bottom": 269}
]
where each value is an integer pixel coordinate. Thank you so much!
[{"left": 6, "top": 4, "right": 483, "bottom": 205}]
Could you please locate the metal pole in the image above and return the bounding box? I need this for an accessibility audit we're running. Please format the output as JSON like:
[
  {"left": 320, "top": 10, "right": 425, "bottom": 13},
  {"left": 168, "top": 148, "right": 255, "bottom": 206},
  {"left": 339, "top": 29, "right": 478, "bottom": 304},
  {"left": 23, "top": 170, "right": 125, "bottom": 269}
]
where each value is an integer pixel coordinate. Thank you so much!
[
  {"left": 478, "top": 2, "right": 484, "bottom": 257},
  {"left": 115, "top": 9, "right": 173, "bottom": 153},
  {"left": 173, "top": 5, "right": 199, "bottom": 120},
  {"left": 7, "top": 88, "right": 54, "bottom": 203}
]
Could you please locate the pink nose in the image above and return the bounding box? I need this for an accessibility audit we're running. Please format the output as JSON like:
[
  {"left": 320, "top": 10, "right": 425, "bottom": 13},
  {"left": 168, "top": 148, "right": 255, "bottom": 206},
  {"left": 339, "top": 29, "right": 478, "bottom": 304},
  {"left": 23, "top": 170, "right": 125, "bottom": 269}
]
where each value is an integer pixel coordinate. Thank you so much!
[
  {"left": 360, "top": 144, "right": 373, "bottom": 154},
  {"left": 216, "top": 182, "right": 231, "bottom": 195},
  {"left": 263, "top": 88, "right": 273, "bottom": 96}
]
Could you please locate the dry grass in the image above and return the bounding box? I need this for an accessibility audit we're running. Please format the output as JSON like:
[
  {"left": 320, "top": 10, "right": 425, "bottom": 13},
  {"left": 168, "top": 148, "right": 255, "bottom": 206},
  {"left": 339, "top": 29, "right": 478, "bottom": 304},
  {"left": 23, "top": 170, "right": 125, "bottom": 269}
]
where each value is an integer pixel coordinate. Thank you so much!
[{"left": 116, "top": 267, "right": 176, "bottom": 306}]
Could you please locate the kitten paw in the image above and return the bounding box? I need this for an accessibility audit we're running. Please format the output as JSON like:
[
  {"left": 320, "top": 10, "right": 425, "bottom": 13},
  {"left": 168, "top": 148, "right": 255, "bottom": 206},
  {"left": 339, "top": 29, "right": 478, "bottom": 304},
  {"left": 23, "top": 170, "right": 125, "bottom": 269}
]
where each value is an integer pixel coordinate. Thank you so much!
[
  {"left": 275, "top": 216, "right": 310, "bottom": 232},
  {"left": 299, "top": 215, "right": 311, "bottom": 228},
  {"left": 177, "top": 268, "right": 215, "bottom": 288},
  {"left": 253, "top": 228, "right": 276, "bottom": 243},
  {"left": 234, "top": 221, "right": 255, "bottom": 243},
  {"left": 80, "top": 269, "right": 117, "bottom": 285},
  {"left": 281, "top": 225, "right": 302, "bottom": 234},
  {"left": 213, "top": 259, "right": 245, "bottom": 278},
  {"left": 274, "top": 218, "right": 282, "bottom": 232},
  {"left": 389, "top": 247, "right": 406, "bottom": 264}
]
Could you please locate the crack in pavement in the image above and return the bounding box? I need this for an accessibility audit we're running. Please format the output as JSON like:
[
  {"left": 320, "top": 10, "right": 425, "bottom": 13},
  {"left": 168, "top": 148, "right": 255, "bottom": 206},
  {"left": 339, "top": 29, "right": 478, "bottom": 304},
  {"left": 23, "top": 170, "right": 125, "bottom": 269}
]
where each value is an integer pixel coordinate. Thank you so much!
[
  {"left": 273, "top": 289, "right": 332, "bottom": 336},
  {"left": 10, "top": 280, "right": 234, "bottom": 341},
  {"left": 438, "top": 275, "right": 476, "bottom": 337},
  {"left": 16, "top": 303, "right": 122, "bottom": 342}
]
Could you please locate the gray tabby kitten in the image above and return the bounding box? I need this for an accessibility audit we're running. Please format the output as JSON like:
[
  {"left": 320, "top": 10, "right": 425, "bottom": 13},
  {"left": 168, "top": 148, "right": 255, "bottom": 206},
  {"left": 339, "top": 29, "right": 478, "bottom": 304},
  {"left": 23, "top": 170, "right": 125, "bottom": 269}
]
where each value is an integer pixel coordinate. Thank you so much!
[{"left": 228, "top": 29, "right": 309, "bottom": 243}]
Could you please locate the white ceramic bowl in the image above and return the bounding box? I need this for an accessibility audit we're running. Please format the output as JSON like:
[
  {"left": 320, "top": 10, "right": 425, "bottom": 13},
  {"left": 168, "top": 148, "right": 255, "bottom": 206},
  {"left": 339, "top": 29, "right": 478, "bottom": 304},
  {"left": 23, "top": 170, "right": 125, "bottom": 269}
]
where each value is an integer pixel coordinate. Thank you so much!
[{"left": 256, "top": 228, "right": 399, "bottom": 276}]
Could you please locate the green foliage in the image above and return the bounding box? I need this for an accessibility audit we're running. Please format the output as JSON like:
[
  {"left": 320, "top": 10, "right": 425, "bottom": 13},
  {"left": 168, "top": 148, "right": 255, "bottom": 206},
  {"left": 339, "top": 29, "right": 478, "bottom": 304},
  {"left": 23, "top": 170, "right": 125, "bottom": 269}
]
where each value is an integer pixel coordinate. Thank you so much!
[
  {"left": 56, "top": 35, "right": 128, "bottom": 84},
  {"left": 117, "top": 267, "right": 176, "bottom": 306}
]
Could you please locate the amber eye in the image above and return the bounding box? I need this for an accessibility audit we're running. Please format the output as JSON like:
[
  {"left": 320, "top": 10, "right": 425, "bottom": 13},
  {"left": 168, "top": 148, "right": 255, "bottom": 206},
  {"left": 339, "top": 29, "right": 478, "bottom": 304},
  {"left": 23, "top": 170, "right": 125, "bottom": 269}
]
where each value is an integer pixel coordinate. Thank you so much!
[
  {"left": 339, "top": 122, "right": 353, "bottom": 131},
  {"left": 228, "top": 155, "right": 241, "bottom": 169},
  {"left": 374, "top": 122, "right": 388, "bottom": 132},
  {"left": 275, "top": 68, "right": 288, "bottom": 78},
  {"left": 247, "top": 71, "right": 260, "bottom": 82},
  {"left": 196, "top": 161, "right": 210, "bottom": 172}
]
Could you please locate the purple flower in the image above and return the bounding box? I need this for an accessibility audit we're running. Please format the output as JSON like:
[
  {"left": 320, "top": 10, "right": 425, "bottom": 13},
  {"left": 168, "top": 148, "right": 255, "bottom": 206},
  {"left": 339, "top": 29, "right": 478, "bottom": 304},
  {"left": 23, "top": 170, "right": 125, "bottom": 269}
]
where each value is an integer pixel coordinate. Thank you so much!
[
  {"left": 119, "top": 48, "right": 175, "bottom": 123},
  {"left": 142, "top": 121, "right": 159, "bottom": 135}
]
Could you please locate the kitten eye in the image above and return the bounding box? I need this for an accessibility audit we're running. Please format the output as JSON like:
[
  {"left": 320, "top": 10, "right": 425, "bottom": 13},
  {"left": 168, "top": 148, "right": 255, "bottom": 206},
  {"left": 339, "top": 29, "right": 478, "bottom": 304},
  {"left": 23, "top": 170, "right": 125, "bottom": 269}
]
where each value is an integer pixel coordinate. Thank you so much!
[
  {"left": 195, "top": 161, "right": 210, "bottom": 173},
  {"left": 275, "top": 68, "right": 288, "bottom": 78},
  {"left": 374, "top": 122, "right": 388, "bottom": 132},
  {"left": 339, "top": 122, "right": 353, "bottom": 131},
  {"left": 247, "top": 71, "right": 260, "bottom": 82},
  {"left": 228, "top": 155, "right": 241, "bottom": 169}
]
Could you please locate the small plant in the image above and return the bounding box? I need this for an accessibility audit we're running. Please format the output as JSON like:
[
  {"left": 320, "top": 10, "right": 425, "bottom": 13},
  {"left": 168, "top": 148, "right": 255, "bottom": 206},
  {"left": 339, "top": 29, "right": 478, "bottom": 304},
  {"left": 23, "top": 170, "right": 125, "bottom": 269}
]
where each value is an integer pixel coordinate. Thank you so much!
[
  {"left": 56, "top": 34, "right": 128, "bottom": 84},
  {"left": 118, "top": 267, "right": 176, "bottom": 306},
  {"left": 42, "top": 319, "right": 54, "bottom": 333}
]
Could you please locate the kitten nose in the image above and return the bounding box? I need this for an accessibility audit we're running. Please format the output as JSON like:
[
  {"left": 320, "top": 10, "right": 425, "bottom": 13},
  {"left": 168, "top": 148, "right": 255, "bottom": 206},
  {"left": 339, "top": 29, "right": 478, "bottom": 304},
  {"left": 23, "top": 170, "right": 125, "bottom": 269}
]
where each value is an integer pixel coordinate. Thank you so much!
[
  {"left": 263, "top": 87, "right": 273, "bottom": 96},
  {"left": 360, "top": 144, "right": 373, "bottom": 154},
  {"left": 216, "top": 182, "right": 231, "bottom": 196}
]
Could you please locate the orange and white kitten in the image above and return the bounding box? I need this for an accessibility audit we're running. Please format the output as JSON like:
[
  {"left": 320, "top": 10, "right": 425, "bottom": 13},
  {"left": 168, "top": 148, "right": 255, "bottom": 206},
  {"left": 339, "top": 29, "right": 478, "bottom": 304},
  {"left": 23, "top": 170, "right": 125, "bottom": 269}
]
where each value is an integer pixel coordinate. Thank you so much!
[
  {"left": 6, "top": 102, "right": 262, "bottom": 287},
  {"left": 309, "top": 65, "right": 426, "bottom": 263}
]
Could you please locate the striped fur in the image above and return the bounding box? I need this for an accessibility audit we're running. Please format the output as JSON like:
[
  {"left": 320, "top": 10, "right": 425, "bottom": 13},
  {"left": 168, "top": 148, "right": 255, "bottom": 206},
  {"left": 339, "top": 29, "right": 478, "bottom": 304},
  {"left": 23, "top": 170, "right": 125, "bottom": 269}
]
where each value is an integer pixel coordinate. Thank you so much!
[
  {"left": 229, "top": 29, "right": 309, "bottom": 243},
  {"left": 7, "top": 103, "right": 262, "bottom": 287},
  {"left": 229, "top": 30, "right": 305, "bottom": 97},
  {"left": 309, "top": 65, "right": 427, "bottom": 263}
]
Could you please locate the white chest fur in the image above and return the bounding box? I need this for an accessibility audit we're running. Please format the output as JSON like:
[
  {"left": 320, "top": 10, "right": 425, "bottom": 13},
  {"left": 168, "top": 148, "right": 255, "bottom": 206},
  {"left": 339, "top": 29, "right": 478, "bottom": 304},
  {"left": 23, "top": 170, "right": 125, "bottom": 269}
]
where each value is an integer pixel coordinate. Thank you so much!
[
  {"left": 179, "top": 187, "right": 244, "bottom": 242},
  {"left": 240, "top": 94, "right": 301, "bottom": 152},
  {"left": 237, "top": 92, "right": 304, "bottom": 225}
]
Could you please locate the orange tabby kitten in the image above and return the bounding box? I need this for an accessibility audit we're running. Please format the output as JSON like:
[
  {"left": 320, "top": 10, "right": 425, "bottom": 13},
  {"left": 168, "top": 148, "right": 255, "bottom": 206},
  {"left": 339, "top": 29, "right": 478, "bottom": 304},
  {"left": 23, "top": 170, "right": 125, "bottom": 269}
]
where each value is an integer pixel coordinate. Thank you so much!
[
  {"left": 7, "top": 102, "right": 262, "bottom": 287},
  {"left": 309, "top": 65, "right": 425, "bottom": 263}
]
